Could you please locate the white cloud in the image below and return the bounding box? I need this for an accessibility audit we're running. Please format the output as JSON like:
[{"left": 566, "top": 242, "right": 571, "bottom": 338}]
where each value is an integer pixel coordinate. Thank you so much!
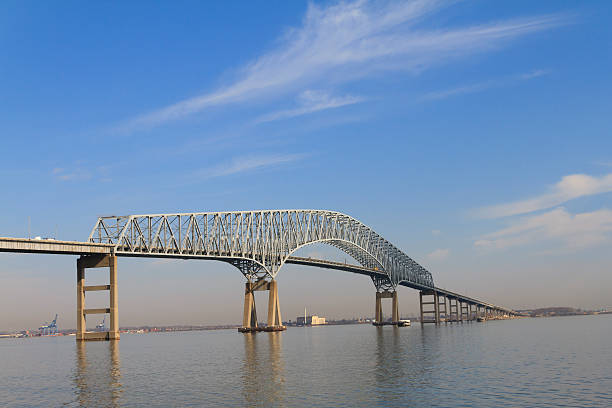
[
  {"left": 255, "top": 90, "right": 364, "bottom": 123},
  {"left": 518, "top": 69, "right": 548, "bottom": 80},
  {"left": 51, "top": 167, "right": 91, "bottom": 181},
  {"left": 427, "top": 248, "right": 449, "bottom": 260},
  {"left": 421, "top": 69, "right": 548, "bottom": 101},
  {"left": 195, "top": 153, "right": 305, "bottom": 179},
  {"left": 116, "top": 1, "right": 567, "bottom": 133},
  {"left": 474, "top": 207, "right": 612, "bottom": 250},
  {"left": 431, "top": 229, "right": 441, "bottom": 235},
  {"left": 476, "top": 173, "right": 612, "bottom": 219}
]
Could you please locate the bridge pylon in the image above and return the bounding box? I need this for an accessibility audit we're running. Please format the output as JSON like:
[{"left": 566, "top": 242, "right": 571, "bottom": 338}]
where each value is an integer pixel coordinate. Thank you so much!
[
  {"left": 76, "top": 255, "right": 119, "bottom": 341},
  {"left": 239, "top": 279, "right": 286, "bottom": 333},
  {"left": 373, "top": 290, "right": 399, "bottom": 325},
  {"left": 419, "top": 290, "right": 441, "bottom": 324},
  {"left": 372, "top": 277, "right": 402, "bottom": 326}
]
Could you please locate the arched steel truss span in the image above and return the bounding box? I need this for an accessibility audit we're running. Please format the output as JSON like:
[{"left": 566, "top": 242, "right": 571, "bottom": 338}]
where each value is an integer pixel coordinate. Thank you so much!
[{"left": 88, "top": 210, "right": 434, "bottom": 289}]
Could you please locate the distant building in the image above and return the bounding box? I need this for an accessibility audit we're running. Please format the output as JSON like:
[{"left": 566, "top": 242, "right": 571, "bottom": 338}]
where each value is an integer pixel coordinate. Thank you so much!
[{"left": 297, "top": 315, "right": 327, "bottom": 326}]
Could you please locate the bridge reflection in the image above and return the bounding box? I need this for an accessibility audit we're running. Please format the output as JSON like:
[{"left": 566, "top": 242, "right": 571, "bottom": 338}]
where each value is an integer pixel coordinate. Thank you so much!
[
  {"left": 242, "top": 333, "right": 285, "bottom": 406},
  {"left": 74, "top": 341, "right": 122, "bottom": 407},
  {"left": 373, "top": 327, "right": 438, "bottom": 406}
]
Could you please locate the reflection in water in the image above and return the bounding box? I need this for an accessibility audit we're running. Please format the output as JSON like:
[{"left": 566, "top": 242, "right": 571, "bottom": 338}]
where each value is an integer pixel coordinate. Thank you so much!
[
  {"left": 242, "top": 333, "right": 285, "bottom": 407},
  {"left": 74, "top": 341, "right": 122, "bottom": 407},
  {"left": 374, "top": 327, "right": 404, "bottom": 405},
  {"left": 374, "top": 326, "right": 434, "bottom": 406}
]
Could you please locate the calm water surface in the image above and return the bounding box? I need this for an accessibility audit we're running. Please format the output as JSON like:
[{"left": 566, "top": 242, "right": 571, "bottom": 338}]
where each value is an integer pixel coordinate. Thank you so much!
[{"left": 1, "top": 315, "right": 611, "bottom": 407}]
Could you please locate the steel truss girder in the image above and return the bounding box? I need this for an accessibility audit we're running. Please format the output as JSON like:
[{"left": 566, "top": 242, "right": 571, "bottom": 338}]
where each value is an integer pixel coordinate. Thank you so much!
[{"left": 88, "top": 210, "right": 434, "bottom": 288}]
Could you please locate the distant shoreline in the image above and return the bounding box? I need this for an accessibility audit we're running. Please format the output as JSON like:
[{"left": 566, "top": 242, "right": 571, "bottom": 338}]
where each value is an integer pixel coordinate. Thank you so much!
[{"left": 2, "top": 312, "right": 610, "bottom": 339}]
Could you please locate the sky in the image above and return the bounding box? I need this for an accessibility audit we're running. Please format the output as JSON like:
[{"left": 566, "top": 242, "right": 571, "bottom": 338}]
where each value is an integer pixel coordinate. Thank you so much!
[{"left": 1, "top": 0, "right": 611, "bottom": 331}]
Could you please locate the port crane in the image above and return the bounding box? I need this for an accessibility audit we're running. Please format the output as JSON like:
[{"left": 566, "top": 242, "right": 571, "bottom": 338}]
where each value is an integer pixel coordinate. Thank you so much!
[{"left": 39, "top": 314, "right": 58, "bottom": 335}]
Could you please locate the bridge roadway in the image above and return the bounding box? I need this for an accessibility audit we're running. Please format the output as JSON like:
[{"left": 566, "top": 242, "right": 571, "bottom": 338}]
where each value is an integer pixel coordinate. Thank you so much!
[
  {"left": 285, "top": 257, "right": 517, "bottom": 315},
  {"left": 1, "top": 235, "right": 519, "bottom": 338}
]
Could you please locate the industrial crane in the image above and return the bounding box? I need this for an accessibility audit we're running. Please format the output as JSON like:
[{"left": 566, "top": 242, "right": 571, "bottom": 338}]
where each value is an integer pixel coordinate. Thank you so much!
[{"left": 39, "top": 314, "right": 58, "bottom": 335}]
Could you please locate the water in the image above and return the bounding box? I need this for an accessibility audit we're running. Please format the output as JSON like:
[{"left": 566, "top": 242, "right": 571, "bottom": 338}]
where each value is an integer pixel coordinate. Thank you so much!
[{"left": 1, "top": 315, "right": 611, "bottom": 407}]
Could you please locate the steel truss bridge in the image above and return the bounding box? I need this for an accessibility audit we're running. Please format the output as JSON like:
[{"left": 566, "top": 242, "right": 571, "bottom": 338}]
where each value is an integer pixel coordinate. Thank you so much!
[{"left": 1, "top": 209, "right": 520, "bottom": 340}]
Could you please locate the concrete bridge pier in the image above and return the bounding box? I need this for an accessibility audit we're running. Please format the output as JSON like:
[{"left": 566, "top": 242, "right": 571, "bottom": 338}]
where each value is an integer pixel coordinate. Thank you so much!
[
  {"left": 438, "top": 294, "right": 448, "bottom": 323},
  {"left": 448, "top": 298, "right": 459, "bottom": 322},
  {"left": 76, "top": 255, "right": 119, "bottom": 341},
  {"left": 419, "top": 290, "right": 440, "bottom": 324},
  {"left": 460, "top": 302, "right": 469, "bottom": 322},
  {"left": 374, "top": 290, "right": 399, "bottom": 325},
  {"left": 239, "top": 279, "right": 286, "bottom": 333},
  {"left": 241, "top": 281, "right": 258, "bottom": 330}
]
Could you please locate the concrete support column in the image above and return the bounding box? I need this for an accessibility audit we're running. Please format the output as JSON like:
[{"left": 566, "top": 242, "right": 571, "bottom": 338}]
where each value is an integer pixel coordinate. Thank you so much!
[
  {"left": 391, "top": 291, "right": 399, "bottom": 324},
  {"left": 457, "top": 300, "right": 461, "bottom": 322},
  {"left": 373, "top": 290, "right": 396, "bottom": 325},
  {"left": 242, "top": 282, "right": 258, "bottom": 329},
  {"left": 109, "top": 256, "right": 119, "bottom": 340},
  {"left": 267, "top": 280, "right": 282, "bottom": 328},
  {"left": 419, "top": 291, "right": 438, "bottom": 324},
  {"left": 239, "top": 279, "right": 285, "bottom": 333},
  {"left": 448, "top": 298, "right": 456, "bottom": 322},
  {"left": 434, "top": 292, "right": 440, "bottom": 324},
  {"left": 437, "top": 294, "right": 445, "bottom": 323},
  {"left": 76, "top": 255, "right": 119, "bottom": 341},
  {"left": 445, "top": 297, "right": 450, "bottom": 323},
  {"left": 376, "top": 292, "right": 383, "bottom": 324},
  {"left": 76, "top": 264, "right": 85, "bottom": 341},
  {"left": 419, "top": 291, "right": 424, "bottom": 325}
]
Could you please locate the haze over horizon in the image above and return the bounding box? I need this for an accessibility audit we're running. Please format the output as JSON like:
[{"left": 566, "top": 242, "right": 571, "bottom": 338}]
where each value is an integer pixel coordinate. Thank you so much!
[{"left": 1, "top": 0, "right": 611, "bottom": 331}]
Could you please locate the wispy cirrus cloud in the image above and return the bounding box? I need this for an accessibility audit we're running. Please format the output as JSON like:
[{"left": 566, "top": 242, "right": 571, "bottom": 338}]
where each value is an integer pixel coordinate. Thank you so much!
[
  {"left": 420, "top": 69, "right": 548, "bottom": 101},
  {"left": 475, "top": 173, "right": 612, "bottom": 219},
  {"left": 475, "top": 207, "right": 612, "bottom": 251},
  {"left": 427, "top": 248, "right": 449, "bottom": 260},
  {"left": 115, "top": 0, "right": 568, "bottom": 133},
  {"left": 256, "top": 90, "right": 364, "bottom": 123},
  {"left": 194, "top": 153, "right": 306, "bottom": 180},
  {"left": 594, "top": 160, "right": 612, "bottom": 167},
  {"left": 52, "top": 167, "right": 92, "bottom": 181},
  {"left": 52, "top": 163, "right": 116, "bottom": 183}
]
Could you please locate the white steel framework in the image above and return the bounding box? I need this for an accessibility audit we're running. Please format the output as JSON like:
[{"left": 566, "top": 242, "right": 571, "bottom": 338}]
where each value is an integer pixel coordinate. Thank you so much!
[{"left": 88, "top": 210, "right": 434, "bottom": 289}]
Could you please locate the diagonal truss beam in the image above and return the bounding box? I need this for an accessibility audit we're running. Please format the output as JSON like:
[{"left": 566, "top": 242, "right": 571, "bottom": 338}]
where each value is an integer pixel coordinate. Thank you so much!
[{"left": 88, "top": 210, "right": 435, "bottom": 289}]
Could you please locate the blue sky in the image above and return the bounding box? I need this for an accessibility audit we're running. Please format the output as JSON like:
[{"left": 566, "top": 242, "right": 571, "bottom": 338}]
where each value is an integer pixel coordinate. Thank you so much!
[{"left": 1, "top": 0, "right": 611, "bottom": 330}]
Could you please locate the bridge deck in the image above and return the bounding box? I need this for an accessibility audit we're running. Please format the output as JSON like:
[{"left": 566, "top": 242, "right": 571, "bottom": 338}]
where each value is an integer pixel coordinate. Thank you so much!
[
  {"left": 0, "top": 237, "right": 516, "bottom": 314},
  {"left": 0, "top": 237, "right": 112, "bottom": 255},
  {"left": 286, "top": 257, "right": 516, "bottom": 313}
]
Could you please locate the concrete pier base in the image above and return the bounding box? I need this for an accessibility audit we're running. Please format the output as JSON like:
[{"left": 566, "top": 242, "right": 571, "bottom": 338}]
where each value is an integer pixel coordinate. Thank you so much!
[
  {"left": 373, "top": 290, "right": 402, "bottom": 326},
  {"left": 76, "top": 255, "right": 119, "bottom": 341},
  {"left": 238, "top": 326, "right": 287, "bottom": 333},
  {"left": 239, "top": 279, "right": 286, "bottom": 333}
]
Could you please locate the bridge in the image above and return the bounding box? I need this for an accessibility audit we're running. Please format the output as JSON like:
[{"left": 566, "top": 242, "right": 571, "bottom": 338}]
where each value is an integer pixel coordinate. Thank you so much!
[{"left": 0, "top": 210, "right": 519, "bottom": 340}]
